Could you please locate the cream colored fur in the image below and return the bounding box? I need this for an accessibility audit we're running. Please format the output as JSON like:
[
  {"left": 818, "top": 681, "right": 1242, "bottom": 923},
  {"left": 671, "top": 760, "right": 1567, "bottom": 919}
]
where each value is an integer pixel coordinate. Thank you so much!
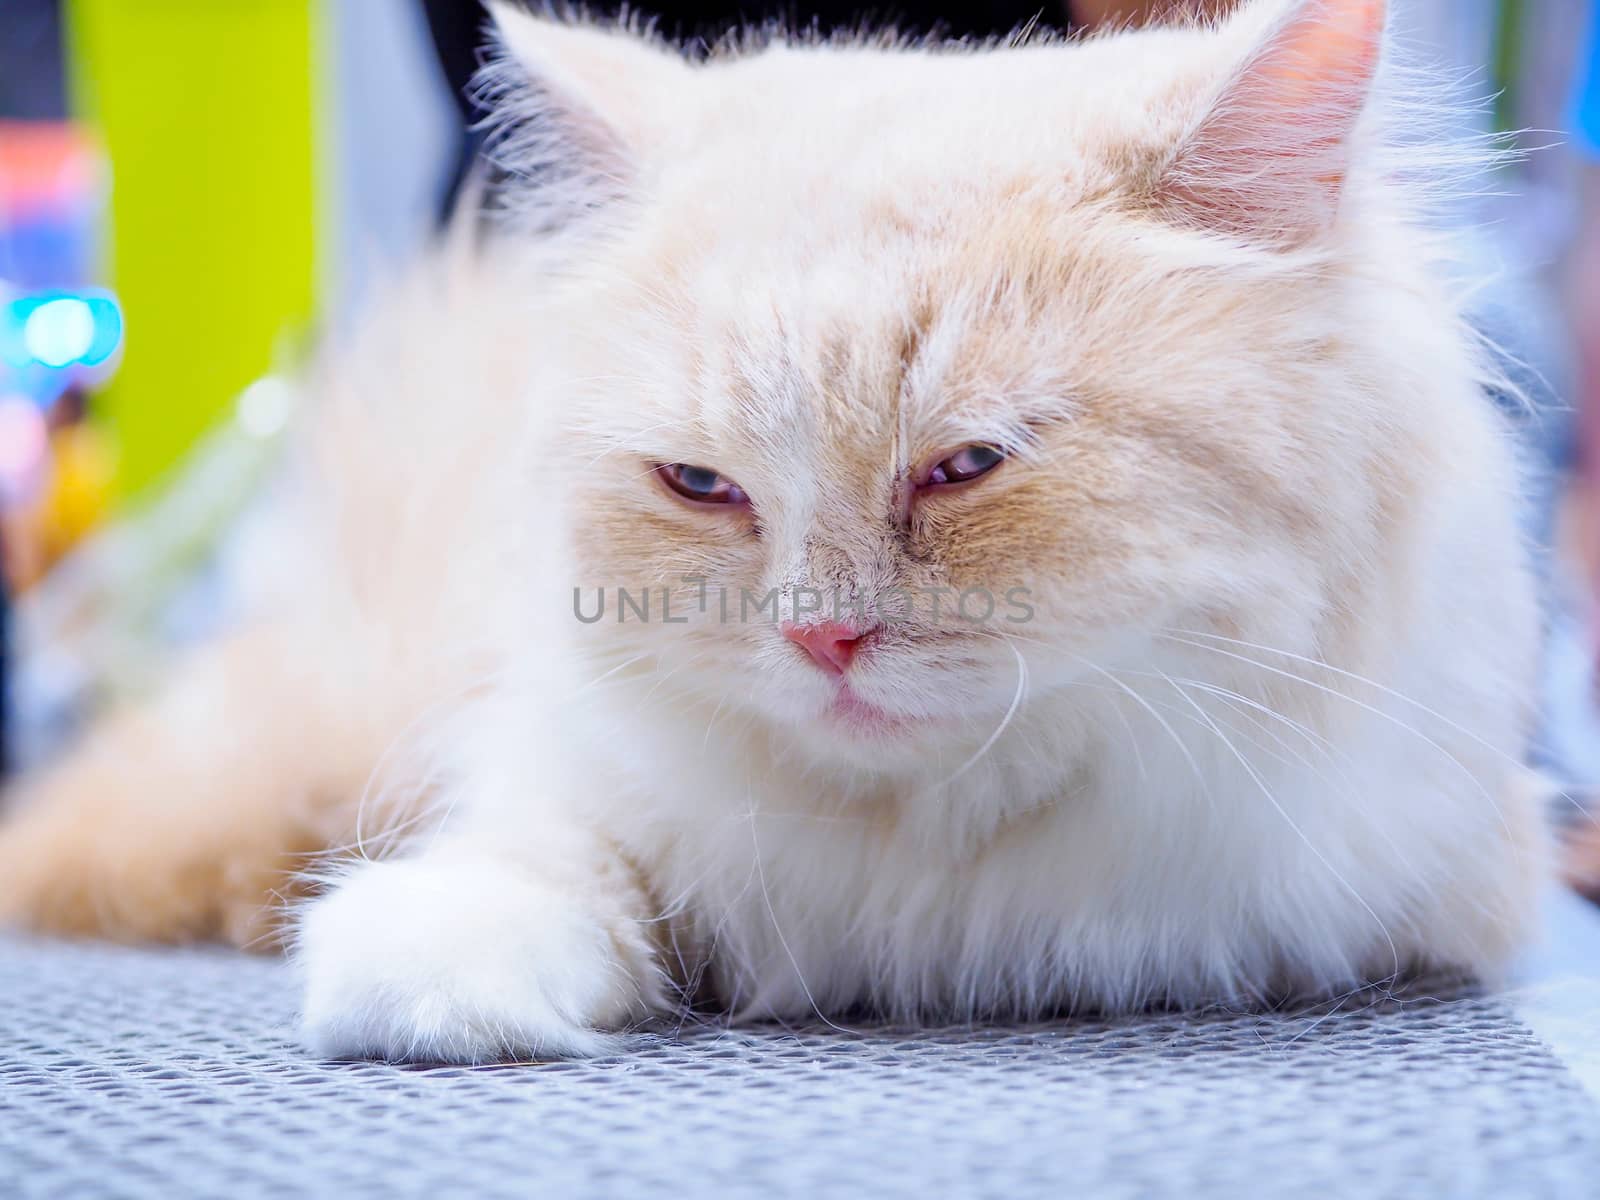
[{"left": 0, "top": 0, "right": 1547, "bottom": 1062}]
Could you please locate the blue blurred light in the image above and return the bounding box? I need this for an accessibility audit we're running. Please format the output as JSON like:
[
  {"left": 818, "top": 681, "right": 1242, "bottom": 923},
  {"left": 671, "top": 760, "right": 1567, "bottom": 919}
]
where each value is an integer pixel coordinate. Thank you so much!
[
  {"left": 24, "top": 297, "right": 94, "bottom": 368},
  {"left": 0, "top": 289, "right": 123, "bottom": 374},
  {"left": 82, "top": 295, "right": 124, "bottom": 366},
  {"left": 0, "top": 293, "right": 27, "bottom": 370}
]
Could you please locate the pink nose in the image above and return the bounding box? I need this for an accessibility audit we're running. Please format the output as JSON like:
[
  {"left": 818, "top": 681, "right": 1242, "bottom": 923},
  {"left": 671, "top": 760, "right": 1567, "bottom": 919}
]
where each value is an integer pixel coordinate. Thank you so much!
[{"left": 782, "top": 621, "right": 874, "bottom": 675}]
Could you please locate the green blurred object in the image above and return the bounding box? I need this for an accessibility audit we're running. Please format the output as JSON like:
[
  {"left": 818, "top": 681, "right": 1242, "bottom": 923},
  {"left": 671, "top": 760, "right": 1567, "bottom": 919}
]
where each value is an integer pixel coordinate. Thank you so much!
[
  {"left": 1492, "top": 0, "right": 1524, "bottom": 135},
  {"left": 65, "top": 0, "right": 317, "bottom": 502}
]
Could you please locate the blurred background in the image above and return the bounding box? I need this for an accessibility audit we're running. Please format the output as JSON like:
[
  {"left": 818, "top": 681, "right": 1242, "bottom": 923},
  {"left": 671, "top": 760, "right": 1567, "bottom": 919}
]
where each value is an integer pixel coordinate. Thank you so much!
[{"left": 0, "top": 0, "right": 1598, "bottom": 883}]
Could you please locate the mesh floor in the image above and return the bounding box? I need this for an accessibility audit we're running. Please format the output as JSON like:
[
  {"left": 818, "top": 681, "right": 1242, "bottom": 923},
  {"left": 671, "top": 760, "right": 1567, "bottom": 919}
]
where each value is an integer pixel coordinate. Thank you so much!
[{"left": 2, "top": 934, "right": 1597, "bottom": 1198}]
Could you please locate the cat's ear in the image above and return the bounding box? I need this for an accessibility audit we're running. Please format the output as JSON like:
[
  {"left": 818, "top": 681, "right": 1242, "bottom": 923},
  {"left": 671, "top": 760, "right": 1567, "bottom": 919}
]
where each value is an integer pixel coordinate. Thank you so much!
[
  {"left": 482, "top": 6, "right": 690, "bottom": 205},
  {"left": 1158, "top": 0, "right": 1386, "bottom": 245}
]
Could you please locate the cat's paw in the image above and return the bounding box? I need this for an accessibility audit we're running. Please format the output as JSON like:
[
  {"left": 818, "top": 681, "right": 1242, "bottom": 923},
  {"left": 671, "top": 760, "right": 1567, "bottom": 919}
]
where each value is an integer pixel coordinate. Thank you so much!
[{"left": 295, "top": 855, "right": 654, "bottom": 1063}]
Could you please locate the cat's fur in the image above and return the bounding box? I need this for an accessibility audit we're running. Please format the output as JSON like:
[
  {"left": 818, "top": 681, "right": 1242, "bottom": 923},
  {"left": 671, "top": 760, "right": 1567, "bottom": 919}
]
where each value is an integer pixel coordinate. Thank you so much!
[{"left": 0, "top": 0, "right": 1549, "bottom": 1062}]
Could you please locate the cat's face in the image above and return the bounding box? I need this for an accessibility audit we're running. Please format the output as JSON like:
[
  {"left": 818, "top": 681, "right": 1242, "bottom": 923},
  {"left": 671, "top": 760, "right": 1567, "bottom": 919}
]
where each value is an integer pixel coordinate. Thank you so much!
[{"left": 502, "top": 1, "right": 1421, "bottom": 766}]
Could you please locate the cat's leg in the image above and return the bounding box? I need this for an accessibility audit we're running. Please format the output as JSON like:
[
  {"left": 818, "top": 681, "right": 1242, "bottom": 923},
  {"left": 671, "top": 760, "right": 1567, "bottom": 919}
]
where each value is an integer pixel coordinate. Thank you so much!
[
  {"left": 295, "top": 828, "right": 665, "bottom": 1063},
  {"left": 0, "top": 627, "right": 406, "bottom": 948}
]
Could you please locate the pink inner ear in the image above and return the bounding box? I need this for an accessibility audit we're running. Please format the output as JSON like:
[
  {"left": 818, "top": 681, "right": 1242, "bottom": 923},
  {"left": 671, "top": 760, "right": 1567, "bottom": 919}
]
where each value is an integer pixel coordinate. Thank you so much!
[{"left": 1161, "top": 0, "right": 1386, "bottom": 244}]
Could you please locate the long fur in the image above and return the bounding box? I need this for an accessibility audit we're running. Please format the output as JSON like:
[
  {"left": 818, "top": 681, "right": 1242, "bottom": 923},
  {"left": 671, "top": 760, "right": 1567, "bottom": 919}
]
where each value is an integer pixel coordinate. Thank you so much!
[{"left": 0, "top": 0, "right": 1548, "bottom": 1062}]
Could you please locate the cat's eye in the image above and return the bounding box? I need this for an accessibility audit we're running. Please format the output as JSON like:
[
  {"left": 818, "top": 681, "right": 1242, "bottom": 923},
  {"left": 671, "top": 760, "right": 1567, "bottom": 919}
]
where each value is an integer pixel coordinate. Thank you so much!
[
  {"left": 921, "top": 444, "right": 1006, "bottom": 488},
  {"left": 655, "top": 462, "right": 749, "bottom": 506}
]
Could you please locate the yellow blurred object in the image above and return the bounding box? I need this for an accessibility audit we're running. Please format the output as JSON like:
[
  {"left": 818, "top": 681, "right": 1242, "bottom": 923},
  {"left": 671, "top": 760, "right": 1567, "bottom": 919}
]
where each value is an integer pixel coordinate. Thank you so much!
[
  {"left": 3, "top": 420, "right": 117, "bottom": 592},
  {"left": 41, "top": 421, "right": 116, "bottom": 562},
  {"left": 65, "top": 0, "right": 318, "bottom": 503}
]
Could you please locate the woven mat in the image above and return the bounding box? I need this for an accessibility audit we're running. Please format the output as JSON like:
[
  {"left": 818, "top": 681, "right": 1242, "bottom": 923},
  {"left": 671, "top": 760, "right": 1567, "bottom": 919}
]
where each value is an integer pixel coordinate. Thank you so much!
[{"left": 3, "top": 911, "right": 1598, "bottom": 1198}]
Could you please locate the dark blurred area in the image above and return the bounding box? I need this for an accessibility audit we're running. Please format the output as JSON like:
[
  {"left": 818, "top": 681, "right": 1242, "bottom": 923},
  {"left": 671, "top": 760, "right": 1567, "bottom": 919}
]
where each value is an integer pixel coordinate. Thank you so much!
[{"left": 0, "top": 0, "right": 67, "bottom": 120}]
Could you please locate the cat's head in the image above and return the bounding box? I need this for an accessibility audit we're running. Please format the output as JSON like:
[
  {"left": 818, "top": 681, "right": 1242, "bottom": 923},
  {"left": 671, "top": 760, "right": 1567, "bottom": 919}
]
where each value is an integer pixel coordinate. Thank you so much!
[{"left": 487, "top": 0, "right": 1487, "bottom": 769}]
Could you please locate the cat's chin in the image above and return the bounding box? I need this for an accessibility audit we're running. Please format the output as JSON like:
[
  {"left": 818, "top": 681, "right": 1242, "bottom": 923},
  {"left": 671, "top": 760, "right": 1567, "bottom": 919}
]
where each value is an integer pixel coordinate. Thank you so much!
[{"left": 823, "top": 685, "right": 924, "bottom": 738}]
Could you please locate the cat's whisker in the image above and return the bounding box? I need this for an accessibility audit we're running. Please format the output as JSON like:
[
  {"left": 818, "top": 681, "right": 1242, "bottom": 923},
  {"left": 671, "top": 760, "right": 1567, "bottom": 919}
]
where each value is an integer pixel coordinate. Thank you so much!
[
  {"left": 1091, "top": 677, "right": 1151, "bottom": 783},
  {"left": 924, "top": 637, "right": 1030, "bottom": 795},
  {"left": 1157, "top": 630, "right": 1518, "bottom": 844},
  {"left": 744, "top": 794, "right": 859, "bottom": 1039},
  {"left": 1160, "top": 672, "right": 1402, "bottom": 986},
  {"left": 1182, "top": 681, "right": 1350, "bottom": 782},
  {"left": 1161, "top": 626, "right": 1545, "bottom": 776},
  {"left": 966, "top": 624, "right": 1150, "bottom": 783},
  {"left": 1139, "top": 672, "right": 1392, "bottom": 818},
  {"left": 701, "top": 695, "right": 731, "bottom": 751},
  {"left": 1187, "top": 684, "right": 1436, "bottom": 892},
  {"left": 688, "top": 850, "right": 764, "bottom": 1021},
  {"left": 1169, "top": 676, "right": 1339, "bottom": 755},
  {"left": 574, "top": 652, "right": 654, "bottom": 694},
  {"left": 1166, "top": 679, "right": 1464, "bottom": 913},
  {"left": 1170, "top": 628, "right": 1593, "bottom": 825},
  {"left": 1071, "top": 654, "right": 1211, "bottom": 806}
]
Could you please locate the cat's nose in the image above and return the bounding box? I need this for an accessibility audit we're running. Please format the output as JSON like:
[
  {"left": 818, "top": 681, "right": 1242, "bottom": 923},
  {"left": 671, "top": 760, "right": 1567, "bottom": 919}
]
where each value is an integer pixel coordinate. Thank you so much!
[{"left": 781, "top": 621, "right": 876, "bottom": 675}]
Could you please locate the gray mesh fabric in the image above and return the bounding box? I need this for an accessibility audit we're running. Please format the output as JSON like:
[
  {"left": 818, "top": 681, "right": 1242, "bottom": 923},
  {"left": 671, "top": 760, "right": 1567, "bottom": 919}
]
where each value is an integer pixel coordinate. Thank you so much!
[{"left": 2, "top": 935, "right": 1598, "bottom": 1197}]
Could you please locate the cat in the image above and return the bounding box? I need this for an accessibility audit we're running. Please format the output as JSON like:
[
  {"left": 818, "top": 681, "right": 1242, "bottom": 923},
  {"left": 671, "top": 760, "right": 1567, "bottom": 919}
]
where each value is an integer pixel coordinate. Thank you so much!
[{"left": 0, "top": 0, "right": 1549, "bottom": 1062}]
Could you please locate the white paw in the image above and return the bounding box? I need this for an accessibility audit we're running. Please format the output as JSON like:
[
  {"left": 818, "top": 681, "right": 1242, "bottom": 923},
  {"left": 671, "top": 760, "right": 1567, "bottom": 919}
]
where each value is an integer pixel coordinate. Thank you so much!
[{"left": 294, "top": 855, "right": 652, "bottom": 1063}]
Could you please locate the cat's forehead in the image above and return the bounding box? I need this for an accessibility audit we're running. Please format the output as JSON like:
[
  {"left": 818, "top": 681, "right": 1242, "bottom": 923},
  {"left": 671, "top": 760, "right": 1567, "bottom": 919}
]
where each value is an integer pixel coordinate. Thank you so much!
[
  {"left": 576, "top": 25, "right": 1272, "bottom": 475},
  {"left": 638, "top": 230, "right": 1084, "bottom": 489},
  {"left": 680, "top": 30, "right": 1220, "bottom": 198}
]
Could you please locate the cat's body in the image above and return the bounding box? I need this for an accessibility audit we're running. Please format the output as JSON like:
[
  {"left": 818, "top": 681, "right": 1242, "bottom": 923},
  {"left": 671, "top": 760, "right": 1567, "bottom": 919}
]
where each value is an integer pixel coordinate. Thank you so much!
[{"left": 0, "top": 0, "right": 1549, "bottom": 1062}]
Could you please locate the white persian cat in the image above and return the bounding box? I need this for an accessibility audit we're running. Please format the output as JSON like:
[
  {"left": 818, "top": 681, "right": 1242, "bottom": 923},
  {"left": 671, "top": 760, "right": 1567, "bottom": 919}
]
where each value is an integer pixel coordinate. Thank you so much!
[{"left": 0, "top": 0, "right": 1547, "bottom": 1062}]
